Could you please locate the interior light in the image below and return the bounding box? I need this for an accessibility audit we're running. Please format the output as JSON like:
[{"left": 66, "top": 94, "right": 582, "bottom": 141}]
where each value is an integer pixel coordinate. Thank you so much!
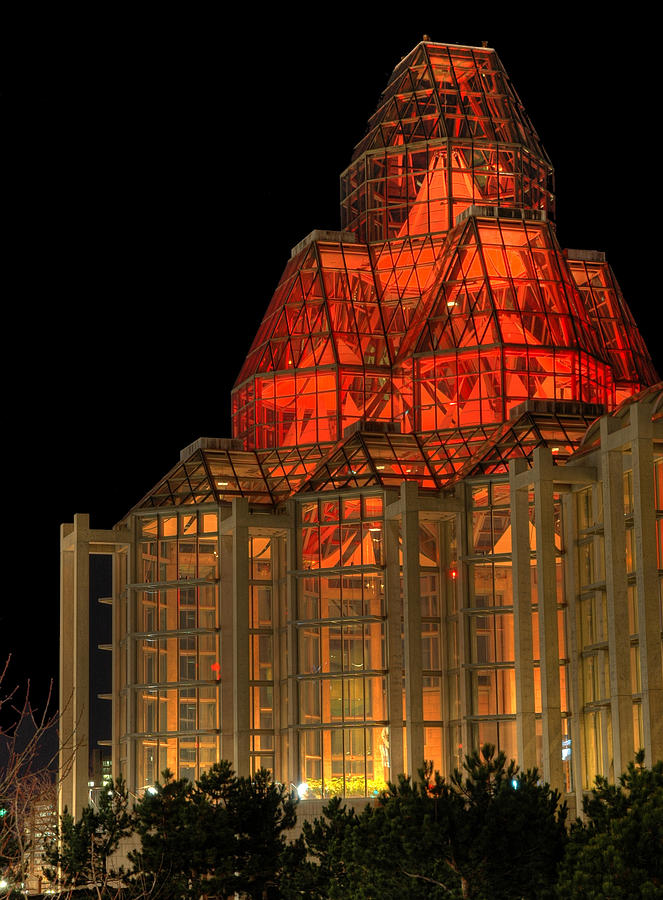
[
  {"left": 447, "top": 300, "right": 456, "bottom": 307},
  {"left": 369, "top": 527, "right": 381, "bottom": 532},
  {"left": 376, "top": 465, "right": 385, "bottom": 470},
  {"left": 217, "top": 481, "right": 229, "bottom": 486},
  {"left": 551, "top": 447, "right": 560, "bottom": 454}
]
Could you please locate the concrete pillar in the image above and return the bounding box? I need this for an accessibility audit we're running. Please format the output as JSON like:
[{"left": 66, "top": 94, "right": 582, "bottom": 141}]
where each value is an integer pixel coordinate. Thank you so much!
[
  {"left": 509, "top": 459, "right": 537, "bottom": 771},
  {"left": 59, "top": 514, "right": 91, "bottom": 819},
  {"left": 454, "top": 483, "right": 470, "bottom": 762},
  {"left": 220, "top": 534, "right": 235, "bottom": 764},
  {"left": 533, "top": 448, "right": 563, "bottom": 793},
  {"left": 285, "top": 500, "right": 299, "bottom": 788},
  {"left": 600, "top": 416, "right": 634, "bottom": 775},
  {"left": 125, "top": 520, "right": 137, "bottom": 794},
  {"left": 271, "top": 534, "right": 283, "bottom": 780},
  {"left": 385, "top": 516, "right": 404, "bottom": 780},
  {"left": 111, "top": 548, "right": 125, "bottom": 791},
  {"left": 631, "top": 403, "right": 663, "bottom": 765},
  {"left": 59, "top": 522, "right": 75, "bottom": 818},
  {"left": 401, "top": 481, "right": 423, "bottom": 775},
  {"left": 562, "top": 489, "right": 585, "bottom": 810},
  {"left": 231, "top": 499, "right": 251, "bottom": 775},
  {"left": 439, "top": 515, "right": 455, "bottom": 776}
]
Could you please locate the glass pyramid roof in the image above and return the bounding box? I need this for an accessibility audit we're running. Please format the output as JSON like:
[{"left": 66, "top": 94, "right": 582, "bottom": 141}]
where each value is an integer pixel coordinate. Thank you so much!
[{"left": 129, "top": 40, "right": 660, "bottom": 516}]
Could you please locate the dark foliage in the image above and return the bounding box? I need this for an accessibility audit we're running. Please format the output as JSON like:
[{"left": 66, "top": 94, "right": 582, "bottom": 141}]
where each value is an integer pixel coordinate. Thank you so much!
[
  {"left": 288, "top": 744, "right": 567, "bottom": 899},
  {"left": 126, "top": 762, "right": 298, "bottom": 898},
  {"left": 557, "top": 750, "right": 663, "bottom": 898},
  {"left": 44, "top": 776, "right": 132, "bottom": 886}
]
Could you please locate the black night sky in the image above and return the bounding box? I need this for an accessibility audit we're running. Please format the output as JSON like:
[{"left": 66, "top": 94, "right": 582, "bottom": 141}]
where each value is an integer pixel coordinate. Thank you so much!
[{"left": 5, "top": 12, "right": 661, "bottom": 717}]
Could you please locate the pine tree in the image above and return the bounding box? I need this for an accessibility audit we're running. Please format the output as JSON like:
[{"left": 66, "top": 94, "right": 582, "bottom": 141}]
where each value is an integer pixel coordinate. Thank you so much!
[
  {"left": 44, "top": 776, "right": 133, "bottom": 887},
  {"left": 127, "top": 762, "right": 298, "bottom": 899},
  {"left": 556, "top": 750, "right": 663, "bottom": 897},
  {"left": 291, "top": 745, "right": 567, "bottom": 899}
]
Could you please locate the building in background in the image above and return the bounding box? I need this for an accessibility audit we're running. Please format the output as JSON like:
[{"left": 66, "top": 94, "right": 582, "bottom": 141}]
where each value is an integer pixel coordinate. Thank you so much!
[{"left": 60, "top": 39, "right": 662, "bottom": 820}]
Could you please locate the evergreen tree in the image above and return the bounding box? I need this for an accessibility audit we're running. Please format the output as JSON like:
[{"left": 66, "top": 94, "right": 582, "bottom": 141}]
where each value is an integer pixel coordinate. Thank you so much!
[
  {"left": 556, "top": 751, "right": 663, "bottom": 897},
  {"left": 290, "top": 745, "right": 567, "bottom": 899},
  {"left": 44, "top": 776, "right": 133, "bottom": 886},
  {"left": 127, "top": 762, "right": 298, "bottom": 899},
  {"left": 444, "top": 745, "right": 566, "bottom": 898},
  {"left": 126, "top": 769, "right": 203, "bottom": 897}
]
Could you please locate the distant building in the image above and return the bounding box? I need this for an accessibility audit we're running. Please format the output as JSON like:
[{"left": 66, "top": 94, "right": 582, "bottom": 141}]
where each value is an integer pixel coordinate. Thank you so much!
[
  {"left": 24, "top": 791, "right": 57, "bottom": 893},
  {"left": 60, "top": 39, "right": 662, "bottom": 820}
]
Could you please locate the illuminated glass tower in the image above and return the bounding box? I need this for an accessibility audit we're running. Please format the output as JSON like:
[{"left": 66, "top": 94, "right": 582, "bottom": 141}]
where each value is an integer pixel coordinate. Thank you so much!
[{"left": 60, "top": 40, "right": 662, "bottom": 821}]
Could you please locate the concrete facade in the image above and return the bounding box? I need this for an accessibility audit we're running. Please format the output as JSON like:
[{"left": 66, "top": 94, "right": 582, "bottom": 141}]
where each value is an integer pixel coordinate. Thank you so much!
[{"left": 59, "top": 389, "right": 663, "bottom": 818}]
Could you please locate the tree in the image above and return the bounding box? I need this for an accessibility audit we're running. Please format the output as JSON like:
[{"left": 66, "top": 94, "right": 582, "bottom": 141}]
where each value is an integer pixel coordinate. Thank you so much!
[
  {"left": 444, "top": 745, "right": 567, "bottom": 898},
  {"left": 282, "top": 797, "right": 363, "bottom": 899},
  {"left": 1, "top": 658, "right": 60, "bottom": 891},
  {"left": 291, "top": 745, "right": 567, "bottom": 899},
  {"left": 126, "top": 762, "right": 299, "bottom": 899},
  {"left": 125, "top": 769, "right": 208, "bottom": 898},
  {"left": 223, "top": 766, "right": 299, "bottom": 899},
  {"left": 556, "top": 750, "right": 663, "bottom": 898},
  {"left": 44, "top": 776, "right": 133, "bottom": 887}
]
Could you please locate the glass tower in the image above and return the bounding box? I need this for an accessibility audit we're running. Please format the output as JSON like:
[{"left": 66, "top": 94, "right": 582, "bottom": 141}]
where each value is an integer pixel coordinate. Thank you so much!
[{"left": 60, "top": 39, "right": 662, "bottom": 820}]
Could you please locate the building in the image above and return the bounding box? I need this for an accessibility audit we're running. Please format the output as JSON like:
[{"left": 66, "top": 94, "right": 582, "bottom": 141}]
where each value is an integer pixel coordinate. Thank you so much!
[{"left": 59, "top": 39, "right": 663, "bottom": 821}]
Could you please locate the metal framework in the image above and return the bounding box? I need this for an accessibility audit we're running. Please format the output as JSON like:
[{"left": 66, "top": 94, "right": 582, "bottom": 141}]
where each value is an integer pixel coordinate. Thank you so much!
[
  {"left": 232, "top": 41, "right": 656, "bottom": 463},
  {"left": 59, "top": 40, "right": 662, "bottom": 824}
]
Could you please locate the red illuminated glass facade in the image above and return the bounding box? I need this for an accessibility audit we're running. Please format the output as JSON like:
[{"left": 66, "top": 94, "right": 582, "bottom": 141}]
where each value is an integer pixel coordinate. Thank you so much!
[
  {"left": 232, "top": 39, "right": 656, "bottom": 476},
  {"left": 59, "top": 40, "right": 663, "bottom": 821}
]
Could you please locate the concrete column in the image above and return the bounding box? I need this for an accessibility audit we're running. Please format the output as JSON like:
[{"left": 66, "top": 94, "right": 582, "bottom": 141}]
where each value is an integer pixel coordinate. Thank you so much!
[
  {"left": 439, "top": 516, "right": 454, "bottom": 776},
  {"left": 562, "top": 489, "right": 585, "bottom": 812},
  {"left": 111, "top": 548, "right": 124, "bottom": 790},
  {"left": 631, "top": 403, "right": 663, "bottom": 765},
  {"left": 231, "top": 499, "right": 251, "bottom": 775},
  {"left": 125, "top": 520, "right": 137, "bottom": 794},
  {"left": 271, "top": 534, "right": 283, "bottom": 780},
  {"left": 509, "top": 459, "right": 537, "bottom": 771},
  {"left": 385, "top": 516, "right": 404, "bottom": 780},
  {"left": 220, "top": 534, "right": 235, "bottom": 764},
  {"left": 401, "top": 481, "right": 423, "bottom": 775},
  {"left": 59, "top": 523, "right": 75, "bottom": 818},
  {"left": 533, "top": 448, "right": 563, "bottom": 792},
  {"left": 454, "top": 483, "right": 470, "bottom": 762},
  {"left": 285, "top": 500, "right": 299, "bottom": 788},
  {"left": 59, "top": 514, "right": 91, "bottom": 819},
  {"left": 600, "top": 417, "right": 633, "bottom": 775}
]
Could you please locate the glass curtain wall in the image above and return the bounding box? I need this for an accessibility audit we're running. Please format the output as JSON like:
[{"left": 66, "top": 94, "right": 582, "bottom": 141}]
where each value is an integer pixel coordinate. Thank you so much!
[
  {"left": 129, "top": 510, "right": 220, "bottom": 788},
  {"left": 575, "top": 482, "right": 616, "bottom": 788},
  {"left": 467, "top": 481, "right": 517, "bottom": 761},
  {"left": 420, "top": 520, "right": 444, "bottom": 772},
  {"left": 297, "top": 492, "right": 389, "bottom": 798},
  {"left": 249, "top": 535, "right": 275, "bottom": 774},
  {"left": 465, "top": 478, "right": 569, "bottom": 777}
]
